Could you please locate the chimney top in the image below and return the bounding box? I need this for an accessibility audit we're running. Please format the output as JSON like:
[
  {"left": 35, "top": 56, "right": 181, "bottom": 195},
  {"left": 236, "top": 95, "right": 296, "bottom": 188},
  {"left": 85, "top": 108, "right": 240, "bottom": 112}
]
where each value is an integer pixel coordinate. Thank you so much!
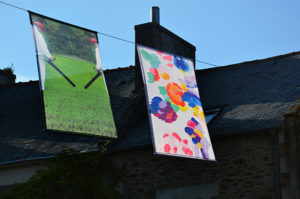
[
  {"left": 151, "top": 7, "right": 160, "bottom": 24},
  {"left": 0, "top": 69, "right": 16, "bottom": 85}
]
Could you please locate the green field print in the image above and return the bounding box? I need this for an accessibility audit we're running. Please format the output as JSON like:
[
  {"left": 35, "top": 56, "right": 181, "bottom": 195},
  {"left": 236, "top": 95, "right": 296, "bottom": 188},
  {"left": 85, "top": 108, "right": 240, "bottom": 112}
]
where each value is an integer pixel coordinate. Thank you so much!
[{"left": 43, "top": 55, "right": 116, "bottom": 138}]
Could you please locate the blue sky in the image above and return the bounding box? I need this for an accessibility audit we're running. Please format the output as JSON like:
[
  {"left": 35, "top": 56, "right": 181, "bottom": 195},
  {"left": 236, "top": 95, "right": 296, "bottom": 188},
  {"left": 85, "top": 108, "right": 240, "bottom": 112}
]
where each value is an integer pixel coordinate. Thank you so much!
[{"left": 1, "top": 0, "right": 300, "bottom": 82}]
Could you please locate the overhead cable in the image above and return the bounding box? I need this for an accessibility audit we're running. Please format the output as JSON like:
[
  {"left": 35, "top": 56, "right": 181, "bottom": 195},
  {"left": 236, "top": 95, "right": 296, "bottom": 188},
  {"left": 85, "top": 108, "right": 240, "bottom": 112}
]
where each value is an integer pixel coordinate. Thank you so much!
[{"left": 0, "top": 0, "right": 219, "bottom": 67}]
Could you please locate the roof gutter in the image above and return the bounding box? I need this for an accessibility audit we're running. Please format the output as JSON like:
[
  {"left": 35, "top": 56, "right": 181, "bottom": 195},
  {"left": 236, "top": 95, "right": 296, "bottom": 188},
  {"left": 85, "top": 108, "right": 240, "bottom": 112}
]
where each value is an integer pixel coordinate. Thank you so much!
[{"left": 0, "top": 148, "right": 101, "bottom": 168}]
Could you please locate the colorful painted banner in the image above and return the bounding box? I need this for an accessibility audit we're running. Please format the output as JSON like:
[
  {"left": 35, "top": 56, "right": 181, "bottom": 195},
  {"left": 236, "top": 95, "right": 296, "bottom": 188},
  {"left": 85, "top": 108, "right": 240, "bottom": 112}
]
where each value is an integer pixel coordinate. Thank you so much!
[
  {"left": 29, "top": 12, "right": 117, "bottom": 138},
  {"left": 137, "top": 45, "right": 215, "bottom": 160}
]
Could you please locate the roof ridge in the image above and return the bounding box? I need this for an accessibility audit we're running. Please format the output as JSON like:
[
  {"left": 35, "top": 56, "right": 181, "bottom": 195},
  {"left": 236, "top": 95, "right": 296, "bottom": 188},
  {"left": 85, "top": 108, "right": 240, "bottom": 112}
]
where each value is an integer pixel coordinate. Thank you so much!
[
  {"left": 197, "top": 51, "right": 300, "bottom": 73},
  {"left": 104, "top": 65, "right": 135, "bottom": 73},
  {"left": 0, "top": 80, "right": 38, "bottom": 88}
]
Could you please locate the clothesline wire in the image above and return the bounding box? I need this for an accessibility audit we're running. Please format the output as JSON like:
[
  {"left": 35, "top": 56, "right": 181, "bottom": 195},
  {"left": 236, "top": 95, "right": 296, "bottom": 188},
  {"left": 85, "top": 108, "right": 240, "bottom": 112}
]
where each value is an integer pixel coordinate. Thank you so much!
[
  {"left": 0, "top": 0, "right": 218, "bottom": 67},
  {"left": 98, "top": 32, "right": 219, "bottom": 67},
  {"left": 0, "top": 1, "right": 27, "bottom": 11},
  {"left": 1, "top": 0, "right": 282, "bottom": 85}
]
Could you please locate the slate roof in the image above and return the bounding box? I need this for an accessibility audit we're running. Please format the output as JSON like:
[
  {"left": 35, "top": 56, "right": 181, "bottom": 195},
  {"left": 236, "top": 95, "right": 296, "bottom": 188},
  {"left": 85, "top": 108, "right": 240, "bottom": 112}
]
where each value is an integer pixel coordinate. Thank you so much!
[
  {"left": 1, "top": 52, "right": 300, "bottom": 163},
  {"left": 0, "top": 82, "right": 101, "bottom": 164},
  {"left": 110, "top": 51, "right": 300, "bottom": 150},
  {"left": 197, "top": 52, "right": 300, "bottom": 136}
]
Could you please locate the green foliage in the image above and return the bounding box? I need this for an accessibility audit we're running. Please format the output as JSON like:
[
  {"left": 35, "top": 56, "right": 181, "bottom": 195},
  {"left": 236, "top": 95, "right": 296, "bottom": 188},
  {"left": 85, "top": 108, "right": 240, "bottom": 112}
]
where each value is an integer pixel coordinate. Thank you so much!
[
  {"left": 44, "top": 55, "right": 116, "bottom": 137},
  {"left": 31, "top": 14, "right": 96, "bottom": 63},
  {"left": 2, "top": 150, "right": 121, "bottom": 199}
]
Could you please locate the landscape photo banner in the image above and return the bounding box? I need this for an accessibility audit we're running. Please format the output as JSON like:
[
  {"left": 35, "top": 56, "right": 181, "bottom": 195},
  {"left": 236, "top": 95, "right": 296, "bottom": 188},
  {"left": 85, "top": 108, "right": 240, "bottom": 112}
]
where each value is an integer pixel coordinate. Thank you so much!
[
  {"left": 29, "top": 12, "right": 117, "bottom": 138},
  {"left": 137, "top": 45, "right": 215, "bottom": 160}
]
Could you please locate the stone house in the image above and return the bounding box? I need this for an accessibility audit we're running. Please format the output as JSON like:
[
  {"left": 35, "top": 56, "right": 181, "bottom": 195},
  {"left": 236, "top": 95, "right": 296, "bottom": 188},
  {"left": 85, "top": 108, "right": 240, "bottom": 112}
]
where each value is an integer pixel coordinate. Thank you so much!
[
  {"left": 1, "top": 11, "right": 300, "bottom": 199},
  {"left": 107, "top": 50, "right": 300, "bottom": 199}
]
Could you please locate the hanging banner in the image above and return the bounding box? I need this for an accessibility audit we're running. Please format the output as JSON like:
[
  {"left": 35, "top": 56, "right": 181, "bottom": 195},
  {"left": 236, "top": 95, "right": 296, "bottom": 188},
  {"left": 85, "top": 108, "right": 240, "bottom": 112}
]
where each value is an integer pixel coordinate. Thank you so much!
[
  {"left": 137, "top": 45, "right": 215, "bottom": 160},
  {"left": 29, "top": 11, "right": 117, "bottom": 138}
]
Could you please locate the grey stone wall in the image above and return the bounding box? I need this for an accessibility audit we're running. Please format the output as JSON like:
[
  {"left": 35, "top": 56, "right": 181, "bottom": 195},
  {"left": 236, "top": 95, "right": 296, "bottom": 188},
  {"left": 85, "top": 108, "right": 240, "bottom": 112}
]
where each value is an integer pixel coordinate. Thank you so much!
[
  {"left": 113, "top": 132, "right": 275, "bottom": 199},
  {"left": 281, "top": 98, "right": 300, "bottom": 199}
]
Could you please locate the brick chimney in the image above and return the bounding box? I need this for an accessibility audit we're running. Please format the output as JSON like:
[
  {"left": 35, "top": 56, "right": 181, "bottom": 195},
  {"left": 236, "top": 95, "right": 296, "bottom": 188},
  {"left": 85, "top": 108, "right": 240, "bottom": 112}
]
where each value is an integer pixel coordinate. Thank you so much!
[
  {"left": 0, "top": 70, "right": 16, "bottom": 85},
  {"left": 135, "top": 6, "right": 196, "bottom": 91}
]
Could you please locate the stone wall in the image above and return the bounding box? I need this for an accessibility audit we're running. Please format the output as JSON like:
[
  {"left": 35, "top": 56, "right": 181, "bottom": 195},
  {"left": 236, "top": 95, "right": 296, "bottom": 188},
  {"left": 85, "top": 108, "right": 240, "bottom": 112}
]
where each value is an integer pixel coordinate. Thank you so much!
[
  {"left": 281, "top": 98, "right": 300, "bottom": 199},
  {"left": 113, "top": 132, "right": 276, "bottom": 199}
]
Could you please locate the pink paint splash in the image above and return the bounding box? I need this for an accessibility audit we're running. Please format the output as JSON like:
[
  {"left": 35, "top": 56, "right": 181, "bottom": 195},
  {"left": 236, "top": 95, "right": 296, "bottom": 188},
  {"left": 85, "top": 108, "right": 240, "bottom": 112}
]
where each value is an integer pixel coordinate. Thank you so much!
[
  {"left": 172, "top": 132, "right": 182, "bottom": 142},
  {"left": 163, "top": 55, "right": 173, "bottom": 61},
  {"left": 167, "top": 63, "right": 174, "bottom": 67},
  {"left": 162, "top": 131, "right": 194, "bottom": 156},
  {"left": 157, "top": 51, "right": 163, "bottom": 55},
  {"left": 183, "top": 139, "right": 188, "bottom": 145},
  {"left": 149, "top": 68, "right": 160, "bottom": 81},
  {"left": 182, "top": 146, "right": 193, "bottom": 156},
  {"left": 173, "top": 147, "right": 178, "bottom": 153},
  {"left": 164, "top": 144, "right": 171, "bottom": 153},
  {"left": 187, "top": 120, "right": 196, "bottom": 129}
]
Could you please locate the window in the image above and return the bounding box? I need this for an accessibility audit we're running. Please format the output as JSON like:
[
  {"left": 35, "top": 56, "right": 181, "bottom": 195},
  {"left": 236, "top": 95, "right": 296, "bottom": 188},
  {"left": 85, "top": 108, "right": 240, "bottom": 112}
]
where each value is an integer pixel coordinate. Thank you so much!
[
  {"left": 204, "top": 106, "right": 224, "bottom": 124},
  {"left": 205, "top": 113, "right": 218, "bottom": 124}
]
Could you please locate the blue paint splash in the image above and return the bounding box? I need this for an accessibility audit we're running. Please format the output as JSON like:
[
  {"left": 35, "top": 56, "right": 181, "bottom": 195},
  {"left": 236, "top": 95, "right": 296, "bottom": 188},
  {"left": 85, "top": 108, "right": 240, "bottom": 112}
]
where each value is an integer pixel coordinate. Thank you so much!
[
  {"left": 184, "top": 127, "right": 194, "bottom": 136},
  {"left": 173, "top": 56, "right": 189, "bottom": 72},
  {"left": 150, "top": 96, "right": 162, "bottom": 113},
  {"left": 182, "top": 91, "right": 202, "bottom": 108}
]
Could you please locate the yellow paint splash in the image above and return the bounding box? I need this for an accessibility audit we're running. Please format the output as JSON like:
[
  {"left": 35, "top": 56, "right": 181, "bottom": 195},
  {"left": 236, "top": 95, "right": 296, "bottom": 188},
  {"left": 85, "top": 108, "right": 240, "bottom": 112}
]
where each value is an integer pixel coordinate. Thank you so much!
[
  {"left": 161, "top": 73, "right": 170, "bottom": 80},
  {"left": 197, "top": 142, "right": 203, "bottom": 149},
  {"left": 179, "top": 105, "right": 188, "bottom": 112},
  {"left": 194, "top": 129, "right": 204, "bottom": 138},
  {"left": 180, "top": 83, "right": 187, "bottom": 92}
]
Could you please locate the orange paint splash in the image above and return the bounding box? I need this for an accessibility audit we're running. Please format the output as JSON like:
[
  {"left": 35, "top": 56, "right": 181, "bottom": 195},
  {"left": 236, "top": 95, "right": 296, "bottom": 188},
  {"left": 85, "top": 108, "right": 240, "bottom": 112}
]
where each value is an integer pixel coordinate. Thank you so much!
[{"left": 166, "top": 83, "right": 185, "bottom": 106}]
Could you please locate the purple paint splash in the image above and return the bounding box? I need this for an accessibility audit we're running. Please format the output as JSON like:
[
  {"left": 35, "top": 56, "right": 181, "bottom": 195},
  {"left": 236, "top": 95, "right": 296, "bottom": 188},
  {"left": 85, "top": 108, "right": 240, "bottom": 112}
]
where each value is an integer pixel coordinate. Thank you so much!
[{"left": 150, "top": 96, "right": 178, "bottom": 123}]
